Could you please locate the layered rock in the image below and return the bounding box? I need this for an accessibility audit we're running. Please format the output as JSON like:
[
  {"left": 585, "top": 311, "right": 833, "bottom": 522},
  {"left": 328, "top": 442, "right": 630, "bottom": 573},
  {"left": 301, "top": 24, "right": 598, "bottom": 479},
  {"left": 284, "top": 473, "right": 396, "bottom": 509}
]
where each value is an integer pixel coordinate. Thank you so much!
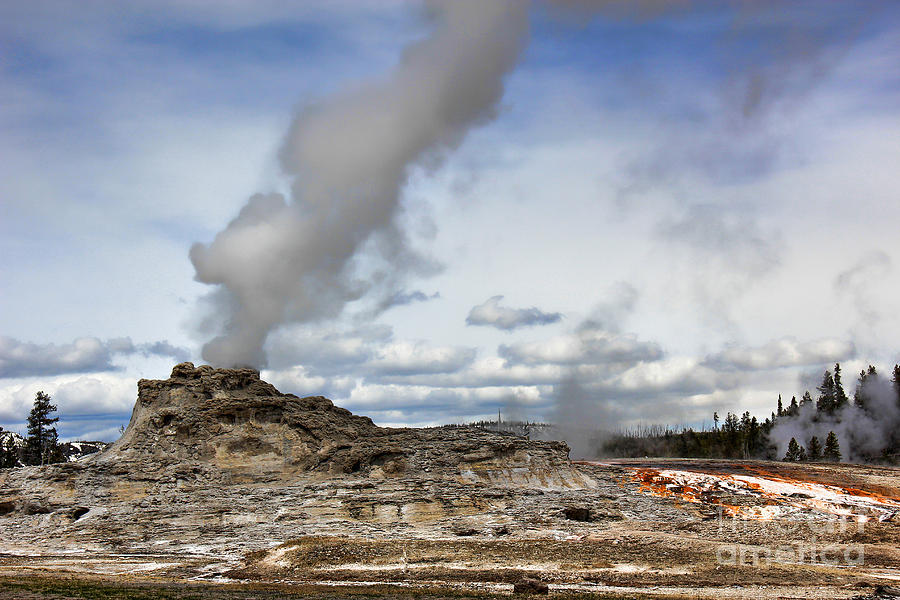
[
  {"left": 96, "top": 362, "right": 589, "bottom": 487},
  {"left": 0, "top": 363, "right": 606, "bottom": 568},
  {"left": 105, "top": 363, "right": 379, "bottom": 477}
]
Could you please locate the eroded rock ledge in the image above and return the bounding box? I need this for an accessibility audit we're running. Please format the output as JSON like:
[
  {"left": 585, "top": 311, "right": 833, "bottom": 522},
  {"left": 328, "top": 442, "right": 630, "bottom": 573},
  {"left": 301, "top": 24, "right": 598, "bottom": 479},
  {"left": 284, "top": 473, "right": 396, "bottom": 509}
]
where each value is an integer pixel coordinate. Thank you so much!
[
  {"left": 95, "top": 362, "right": 587, "bottom": 487},
  {"left": 0, "top": 363, "right": 599, "bottom": 556}
]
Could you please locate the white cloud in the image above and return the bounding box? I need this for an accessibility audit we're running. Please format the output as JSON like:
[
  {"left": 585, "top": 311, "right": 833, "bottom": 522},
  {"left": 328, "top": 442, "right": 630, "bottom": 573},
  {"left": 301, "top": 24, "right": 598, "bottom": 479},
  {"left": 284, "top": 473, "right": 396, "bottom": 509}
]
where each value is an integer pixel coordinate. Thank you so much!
[
  {"left": 707, "top": 338, "right": 856, "bottom": 371},
  {"left": 343, "top": 381, "right": 546, "bottom": 426},
  {"left": 264, "top": 325, "right": 391, "bottom": 371},
  {"left": 373, "top": 356, "right": 566, "bottom": 388},
  {"left": 0, "top": 373, "right": 136, "bottom": 423},
  {"left": 365, "top": 341, "right": 476, "bottom": 375},
  {"left": 0, "top": 337, "right": 111, "bottom": 378},
  {"left": 608, "top": 357, "right": 738, "bottom": 396},
  {"left": 466, "top": 295, "right": 562, "bottom": 331},
  {"left": 0, "top": 336, "right": 189, "bottom": 378},
  {"left": 262, "top": 365, "right": 341, "bottom": 398},
  {"left": 500, "top": 328, "right": 663, "bottom": 366}
]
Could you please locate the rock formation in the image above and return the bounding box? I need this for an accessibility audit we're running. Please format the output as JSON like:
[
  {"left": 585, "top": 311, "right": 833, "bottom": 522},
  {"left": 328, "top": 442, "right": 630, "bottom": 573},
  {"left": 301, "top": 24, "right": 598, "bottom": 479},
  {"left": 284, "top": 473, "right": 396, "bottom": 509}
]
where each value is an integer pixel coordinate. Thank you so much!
[
  {"left": 98, "top": 362, "right": 590, "bottom": 487},
  {"left": 0, "top": 363, "right": 604, "bottom": 569}
]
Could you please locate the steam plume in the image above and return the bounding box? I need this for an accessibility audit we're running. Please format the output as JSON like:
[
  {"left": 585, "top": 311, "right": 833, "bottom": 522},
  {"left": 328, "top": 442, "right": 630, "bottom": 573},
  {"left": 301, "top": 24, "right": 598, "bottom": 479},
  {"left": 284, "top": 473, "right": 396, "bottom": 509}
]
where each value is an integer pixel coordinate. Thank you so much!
[
  {"left": 771, "top": 374, "right": 900, "bottom": 462},
  {"left": 191, "top": 1, "right": 528, "bottom": 367}
]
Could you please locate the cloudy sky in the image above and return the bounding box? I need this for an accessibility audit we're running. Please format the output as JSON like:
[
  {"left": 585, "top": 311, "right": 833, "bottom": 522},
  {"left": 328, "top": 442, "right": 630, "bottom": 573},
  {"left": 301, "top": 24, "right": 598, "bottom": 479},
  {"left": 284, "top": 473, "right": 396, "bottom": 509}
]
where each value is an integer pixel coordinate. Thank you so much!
[{"left": 2, "top": 1, "right": 899, "bottom": 445}]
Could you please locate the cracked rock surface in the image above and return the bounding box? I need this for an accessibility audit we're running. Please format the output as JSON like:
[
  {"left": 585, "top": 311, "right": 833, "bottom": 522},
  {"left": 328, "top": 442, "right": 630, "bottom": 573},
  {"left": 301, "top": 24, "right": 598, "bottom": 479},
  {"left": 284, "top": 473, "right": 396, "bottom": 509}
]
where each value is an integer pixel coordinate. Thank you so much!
[{"left": 0, "top": 363, "right": 606, "bottom": 569}]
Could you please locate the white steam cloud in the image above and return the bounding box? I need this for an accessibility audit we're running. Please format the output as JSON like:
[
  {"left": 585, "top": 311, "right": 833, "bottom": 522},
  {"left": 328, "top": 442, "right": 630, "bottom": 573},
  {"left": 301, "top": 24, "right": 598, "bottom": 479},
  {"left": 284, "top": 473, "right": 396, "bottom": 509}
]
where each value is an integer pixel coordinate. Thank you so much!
[
  {"left": 771, "top": 375, "right": 900, "bottom": 463},
  {"left": 191, "top": 1, "right": 529, "bottom": 367}
]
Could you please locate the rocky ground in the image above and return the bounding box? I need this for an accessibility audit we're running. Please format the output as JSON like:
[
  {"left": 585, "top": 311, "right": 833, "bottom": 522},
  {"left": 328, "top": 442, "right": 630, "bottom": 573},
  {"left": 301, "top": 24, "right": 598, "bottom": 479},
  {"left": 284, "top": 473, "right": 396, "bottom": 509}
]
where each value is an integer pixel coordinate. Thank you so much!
[{"left": 1, "top": 364, "right": 899, "bottom": 599}]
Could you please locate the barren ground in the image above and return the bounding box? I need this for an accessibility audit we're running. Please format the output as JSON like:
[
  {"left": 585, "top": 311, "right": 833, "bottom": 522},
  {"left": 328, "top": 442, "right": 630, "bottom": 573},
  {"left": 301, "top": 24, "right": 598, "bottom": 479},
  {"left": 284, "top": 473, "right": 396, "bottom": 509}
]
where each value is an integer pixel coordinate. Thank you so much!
[{"left": 3, "top": 459, "right": 899, "bottom": 599}]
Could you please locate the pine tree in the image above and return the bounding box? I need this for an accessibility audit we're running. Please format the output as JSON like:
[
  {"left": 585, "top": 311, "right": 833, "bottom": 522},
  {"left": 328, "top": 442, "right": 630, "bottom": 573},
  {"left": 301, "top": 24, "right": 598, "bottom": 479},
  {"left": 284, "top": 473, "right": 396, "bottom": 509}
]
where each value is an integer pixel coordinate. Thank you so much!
[
  {"left": 24, "top": 391, "right": 61, "bottom": 466},
  {"left": 854, "top": 369, "right": 867, "bottom": 409},
  {"left": 854, "top": 365, "right": 878, "bottom": 411},
  {"left": 0, "top": 428, "right": 6, "bottom": 467},
  {"left": 833, "top": 363, "right": 849, "bottom": 410},
  {"left": 746, "top": 416, "right": 761, "bottom": 456},
  {"left": 807, "top": 436, "right": 822, "bottom": 461},
  {"left": 788, "top": 396, "right": 799, "bottom": 416},
  {"left": 0, "top": 428, "right": 16, "bottom": 468},
  {"left": 723, "top": 412, "right": 740, "bottom": 458},
  {"left": 777, "top": 395, "right": 783, "bottom": 417},
  {"left": 817, "top": 370, "right": 836, "bottom": 414},
  {"left": 784, "top": 438, "right": 802, "bottom": 462},
  {"left": 798, "top": 446, "right": 808, "bottom": 461},
  {"left": 800, "top": 390, "right": 813, "bottom": 407},
  {"left": 893, "top": 365, "right": 900, "bottom": 406},
  {"left": 740, "top": 411, "right": 752, "bottom": 457},
  {"left": 823, "top": 431, "right": 842, "bottom": 462}
]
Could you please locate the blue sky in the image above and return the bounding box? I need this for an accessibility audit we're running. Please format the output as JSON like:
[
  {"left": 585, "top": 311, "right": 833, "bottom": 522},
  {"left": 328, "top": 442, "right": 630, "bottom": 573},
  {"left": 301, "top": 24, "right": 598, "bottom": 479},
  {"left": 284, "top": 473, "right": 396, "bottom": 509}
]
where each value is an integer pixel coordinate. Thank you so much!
[{"left": 2, "top": 1, "right": 899, "bottom": 448}]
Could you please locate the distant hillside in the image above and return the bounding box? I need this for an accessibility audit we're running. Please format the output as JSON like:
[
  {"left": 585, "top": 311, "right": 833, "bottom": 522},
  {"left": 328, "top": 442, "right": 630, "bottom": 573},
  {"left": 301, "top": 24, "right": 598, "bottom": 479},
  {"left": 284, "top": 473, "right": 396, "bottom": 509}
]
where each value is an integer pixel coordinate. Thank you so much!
[{"left": 0, "top": 431, "right": 108, "bottom": 466}]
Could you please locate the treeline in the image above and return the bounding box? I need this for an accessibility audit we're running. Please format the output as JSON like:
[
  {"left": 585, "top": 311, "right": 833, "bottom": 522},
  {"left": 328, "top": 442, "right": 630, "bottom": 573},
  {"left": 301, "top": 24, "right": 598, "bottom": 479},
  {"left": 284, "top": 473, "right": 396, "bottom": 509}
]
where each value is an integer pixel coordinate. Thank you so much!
[
  {"left": 598, "top": 361, "right": 900, "bottom": 464},
  {"left": 599, "top": 410, "right": 775, "bottom": 459},
  {"left": 782, "top": 432, "right": 841, "bottom": 462},
  {"left": 0, "top": 391, "right": 65, "bottom": 467},
  {"left": 775, "top": 362, "right": 900, "bottom": 463}
]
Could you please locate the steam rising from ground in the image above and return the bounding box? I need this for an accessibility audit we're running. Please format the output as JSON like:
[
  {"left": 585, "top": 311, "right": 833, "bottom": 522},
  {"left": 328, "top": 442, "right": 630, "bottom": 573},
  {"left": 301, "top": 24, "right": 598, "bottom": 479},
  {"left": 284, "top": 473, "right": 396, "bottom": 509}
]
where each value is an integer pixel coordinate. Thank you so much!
[
  {"left": 771, "top": 376, "right": 900, "bottom": 462},
  {"left": 191, "top": 1, "right": 528, "bottom": 367},
  {"left": 541, "top": 376, "right": 617, "bottom": 459}
]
